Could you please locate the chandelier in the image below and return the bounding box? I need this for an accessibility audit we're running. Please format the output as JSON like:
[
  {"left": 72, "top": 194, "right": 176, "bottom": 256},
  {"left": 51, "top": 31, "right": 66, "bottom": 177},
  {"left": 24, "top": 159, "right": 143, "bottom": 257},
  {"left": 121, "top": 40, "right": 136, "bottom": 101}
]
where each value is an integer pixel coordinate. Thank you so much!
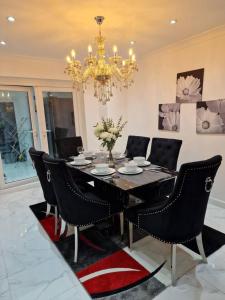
[{"left": 65, "top": 16, "right": 138, "bottom": 104}]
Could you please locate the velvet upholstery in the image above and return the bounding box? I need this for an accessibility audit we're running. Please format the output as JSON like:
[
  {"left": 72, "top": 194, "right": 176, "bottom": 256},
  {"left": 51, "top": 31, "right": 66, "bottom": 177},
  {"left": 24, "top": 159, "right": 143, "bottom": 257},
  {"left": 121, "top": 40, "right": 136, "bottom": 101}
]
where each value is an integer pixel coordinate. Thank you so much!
[
  {"left": 55, "top": 136, "right": 83, "bottom": 159},
  {"left": 126, "top": 155, "right": 222, "bottom": 244},
  {"left": 43, "top": 154, "right": 123, "bottom": 226},
  {"left": 148, "top": 138, "right": 182, "bottom": 170},
  {"left": 126, "top": 135, "right": 150, "bottom": 159},
  {"left": 29, "top": 147, "right": 57, "bottom": 206}
]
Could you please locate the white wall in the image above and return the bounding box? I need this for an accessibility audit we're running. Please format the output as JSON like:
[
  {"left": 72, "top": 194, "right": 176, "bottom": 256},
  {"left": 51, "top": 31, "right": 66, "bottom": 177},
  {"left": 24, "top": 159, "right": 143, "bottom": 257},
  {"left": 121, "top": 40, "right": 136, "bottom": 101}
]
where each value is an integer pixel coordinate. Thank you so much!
[
  {"left": 1, "top": 26, "right": 225, "bottom": 203},
  {"left": 123, "top": 25, "right": 225, "bottom": 203}
]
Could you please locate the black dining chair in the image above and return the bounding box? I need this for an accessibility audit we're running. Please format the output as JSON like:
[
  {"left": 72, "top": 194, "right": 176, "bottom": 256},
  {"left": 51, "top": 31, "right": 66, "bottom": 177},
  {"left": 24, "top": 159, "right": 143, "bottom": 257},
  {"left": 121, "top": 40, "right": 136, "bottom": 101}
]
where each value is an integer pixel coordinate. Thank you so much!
[
  {"left": 29, "top": 147, "right": 58, "bottom": 235},
  {"left": 149, "top": 137, "right": 182, "bottom": 197},
  {"left": 43, "top": 154, "right": 124, "bottom": 263},
  {"left": 125, "top": 135, "right": 150, "bottom": 159},
  {"left": 131, "top": 137, "right": 182, "bottom": 201},
  {"left": 55, "top": 136, "right": 83, "bottom": 159},
  {"left": 148, "top": 137, "right": 182, "bottom": 171},
  {"left": 125, "top": 155, "right": 222, "bottom": 285}
]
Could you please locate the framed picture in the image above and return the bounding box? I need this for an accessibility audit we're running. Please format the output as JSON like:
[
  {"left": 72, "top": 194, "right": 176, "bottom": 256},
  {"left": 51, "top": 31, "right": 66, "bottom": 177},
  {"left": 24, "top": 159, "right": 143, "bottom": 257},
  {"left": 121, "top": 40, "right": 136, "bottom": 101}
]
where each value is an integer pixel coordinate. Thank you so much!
[
  {"left": 176, "top": 68, "right": 204, "bottom": 103},
  {"left": 196, "top": 99, "right": 225, "bottom": 134},
  {"left": 158, "top": 103, "right": 180, "bottom": 132}
]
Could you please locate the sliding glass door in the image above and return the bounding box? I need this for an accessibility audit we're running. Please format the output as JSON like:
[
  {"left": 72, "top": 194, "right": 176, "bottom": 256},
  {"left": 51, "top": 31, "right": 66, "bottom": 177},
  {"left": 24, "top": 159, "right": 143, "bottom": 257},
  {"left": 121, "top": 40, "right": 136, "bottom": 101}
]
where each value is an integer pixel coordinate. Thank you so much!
[
  {"left": 0, "top": 87, "right": 38, "bottom": 188},
  {"left": 42, "top": 92, "right": 75, "bottom": 157},
  {"left": 35, "top": 87, "right": 86, "bottom": 157},
  {"left": 0, "top": 85, "right": 86, "bottom": 189}
]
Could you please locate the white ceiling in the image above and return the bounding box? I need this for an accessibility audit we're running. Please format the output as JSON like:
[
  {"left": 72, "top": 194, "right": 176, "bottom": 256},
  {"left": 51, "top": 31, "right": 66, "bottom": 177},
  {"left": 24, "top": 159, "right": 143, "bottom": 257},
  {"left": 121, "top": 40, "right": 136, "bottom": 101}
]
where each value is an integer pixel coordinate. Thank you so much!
[{"left": 0, "top": 0, "right": 225, "bottom": 60}]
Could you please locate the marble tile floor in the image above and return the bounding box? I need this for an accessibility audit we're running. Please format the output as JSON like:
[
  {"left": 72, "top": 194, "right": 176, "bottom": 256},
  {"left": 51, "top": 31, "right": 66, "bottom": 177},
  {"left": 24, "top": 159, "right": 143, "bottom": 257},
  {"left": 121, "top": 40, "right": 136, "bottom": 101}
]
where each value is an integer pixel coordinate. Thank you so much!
[{"left": 0, "top": 185, "right": 224, "bottom": 300}]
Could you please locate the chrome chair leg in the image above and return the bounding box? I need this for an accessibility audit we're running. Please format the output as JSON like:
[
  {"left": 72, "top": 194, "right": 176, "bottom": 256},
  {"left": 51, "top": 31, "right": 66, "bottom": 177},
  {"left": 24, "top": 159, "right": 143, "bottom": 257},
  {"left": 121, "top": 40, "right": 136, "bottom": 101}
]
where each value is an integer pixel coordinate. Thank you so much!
[
  {"left": 46, "top": 203, "right": 51, "bottom": 216},
  {"left": 128, "top": 222, "right": 133, "bottom": 250},
  {"left": 171, "top": 244, "right": 177, "bottom": 286},
  {"left": 54, "top": 206, "right": 58, "bottom": 236},
  {"left": 60, "top": 219, "right": 67, "bottom": 236},
  {"left": 74, "top": 226, "right": 78, "bottom": 263},
  {"left": 196, "top": 233, "right": 207, "bottom": 263},
  {"left": 119, "top": 212, "right": 124, "bottom": 237}
]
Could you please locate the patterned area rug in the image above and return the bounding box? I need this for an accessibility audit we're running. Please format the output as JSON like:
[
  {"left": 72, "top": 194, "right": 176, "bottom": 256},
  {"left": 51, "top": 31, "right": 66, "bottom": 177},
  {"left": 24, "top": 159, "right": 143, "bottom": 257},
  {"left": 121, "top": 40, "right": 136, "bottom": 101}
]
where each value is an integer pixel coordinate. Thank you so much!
[{"left": 30, "top": 202, "right": 166, "bottom": 299}]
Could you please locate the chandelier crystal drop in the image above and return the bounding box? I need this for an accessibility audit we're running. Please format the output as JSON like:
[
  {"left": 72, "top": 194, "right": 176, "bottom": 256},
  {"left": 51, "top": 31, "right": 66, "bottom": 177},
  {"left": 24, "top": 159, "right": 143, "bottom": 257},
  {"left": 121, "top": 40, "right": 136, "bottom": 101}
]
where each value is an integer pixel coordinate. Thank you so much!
[{"left": 65, "top": 16, "right": 138, "bottom": 105}]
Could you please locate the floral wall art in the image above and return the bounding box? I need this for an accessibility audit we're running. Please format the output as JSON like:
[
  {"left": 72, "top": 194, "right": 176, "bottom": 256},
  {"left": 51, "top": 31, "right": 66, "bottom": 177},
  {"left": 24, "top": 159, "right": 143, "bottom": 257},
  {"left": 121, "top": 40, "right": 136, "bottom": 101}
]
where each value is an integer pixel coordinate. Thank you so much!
[
  {"left": 176, "top": 68, "right": 204, "bottom": 103},
  {"left": 158, "top": 103, "right": 180, "bottom": 132},
  {"left": 196, "top": 99, "right": 225, "bottom": 134}
]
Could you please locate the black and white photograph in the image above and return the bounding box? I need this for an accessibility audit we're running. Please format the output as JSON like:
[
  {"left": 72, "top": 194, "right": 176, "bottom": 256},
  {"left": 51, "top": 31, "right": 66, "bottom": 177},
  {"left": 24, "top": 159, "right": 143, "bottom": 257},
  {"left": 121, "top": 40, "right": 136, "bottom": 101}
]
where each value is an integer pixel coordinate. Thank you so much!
[
  {"left": 158, "top": 103, "right": 180, "bottom": 131},
  {"left": 176, "top": 68, "right": 204, "bottom": 103},
  {"left": 196, "top": 99, "right": 225, "bottom": 134}
]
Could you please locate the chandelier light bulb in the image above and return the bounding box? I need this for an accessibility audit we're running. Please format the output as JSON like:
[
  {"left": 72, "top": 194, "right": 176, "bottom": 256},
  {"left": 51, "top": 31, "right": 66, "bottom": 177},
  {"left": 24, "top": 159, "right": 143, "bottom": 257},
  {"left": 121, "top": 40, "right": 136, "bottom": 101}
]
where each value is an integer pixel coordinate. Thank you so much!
[
  {"left": 7, "top": 16, "right": 16, "bottom": 22},
  {"left": 88, "top": 45, "right": 93, "bottom": 53},
  {"left": 70, "top": 49, "right": 76, "bottom": 59},
  {"left": 129, "top": 48, "right": 133, "bottom": 56},
  {"left": 66, "top": 56, "right": 72, "bottom": 63},
  {"left": 131, "top": 54, "right": 136, "bottom": 62},
  {"left": 113, "top": 45, "right": 118, "bottom": 54},
  {"left": 122, "top": 60, "right": 126, "bottom": 67}
]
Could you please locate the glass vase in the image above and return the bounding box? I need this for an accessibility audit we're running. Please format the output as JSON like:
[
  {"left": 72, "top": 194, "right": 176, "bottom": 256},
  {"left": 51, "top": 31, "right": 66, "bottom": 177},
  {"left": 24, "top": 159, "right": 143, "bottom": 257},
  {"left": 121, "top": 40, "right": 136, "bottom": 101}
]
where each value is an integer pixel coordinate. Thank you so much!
[{"left": 108, "top": 149, "right": 114, "bottom": 167}]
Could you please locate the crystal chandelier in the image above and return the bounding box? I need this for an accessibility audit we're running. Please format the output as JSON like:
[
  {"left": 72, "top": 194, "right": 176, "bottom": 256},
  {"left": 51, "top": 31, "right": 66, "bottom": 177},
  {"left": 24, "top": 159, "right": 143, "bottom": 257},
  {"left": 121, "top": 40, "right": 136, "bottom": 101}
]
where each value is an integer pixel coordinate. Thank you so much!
[{"left": 65, "top": 16, "right": 138, "bottom": 104}]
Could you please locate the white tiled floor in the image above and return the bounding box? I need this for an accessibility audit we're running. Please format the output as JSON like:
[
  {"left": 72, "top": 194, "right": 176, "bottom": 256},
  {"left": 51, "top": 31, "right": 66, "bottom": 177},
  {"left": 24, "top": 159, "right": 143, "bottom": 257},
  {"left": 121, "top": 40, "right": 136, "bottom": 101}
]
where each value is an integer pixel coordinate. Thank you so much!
[{"left": 0, "top": 185, "right": 225, "bottom": 300}]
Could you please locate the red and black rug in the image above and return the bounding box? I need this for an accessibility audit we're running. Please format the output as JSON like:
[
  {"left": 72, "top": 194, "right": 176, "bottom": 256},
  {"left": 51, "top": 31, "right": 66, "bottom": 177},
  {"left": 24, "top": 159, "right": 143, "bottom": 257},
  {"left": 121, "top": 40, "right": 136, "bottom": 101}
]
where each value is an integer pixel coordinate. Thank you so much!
[
  {"left": 30, "top": 202, "right": 166, "bottom": 299},
  {"left": 30, "top": 202, "right": 225, "bottom": 299}
]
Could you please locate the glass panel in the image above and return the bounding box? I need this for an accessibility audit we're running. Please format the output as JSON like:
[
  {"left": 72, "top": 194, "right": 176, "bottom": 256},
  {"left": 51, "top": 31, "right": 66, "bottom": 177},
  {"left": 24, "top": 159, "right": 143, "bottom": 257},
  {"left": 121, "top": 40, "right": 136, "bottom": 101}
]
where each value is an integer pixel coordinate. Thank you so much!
[
  {"left": 0, "top": 90, "right": 36, "bottom": 183},
  {"left": 43, "top": 92, "right": 75, "bottom": 157}
]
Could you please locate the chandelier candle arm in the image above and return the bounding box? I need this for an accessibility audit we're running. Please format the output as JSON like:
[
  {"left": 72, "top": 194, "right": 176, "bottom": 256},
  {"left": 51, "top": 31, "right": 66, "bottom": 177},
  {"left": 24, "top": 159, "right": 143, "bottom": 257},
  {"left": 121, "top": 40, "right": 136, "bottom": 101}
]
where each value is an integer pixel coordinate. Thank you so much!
[{"left": 64, "top": 16, "right": 138, "bottom": 104}]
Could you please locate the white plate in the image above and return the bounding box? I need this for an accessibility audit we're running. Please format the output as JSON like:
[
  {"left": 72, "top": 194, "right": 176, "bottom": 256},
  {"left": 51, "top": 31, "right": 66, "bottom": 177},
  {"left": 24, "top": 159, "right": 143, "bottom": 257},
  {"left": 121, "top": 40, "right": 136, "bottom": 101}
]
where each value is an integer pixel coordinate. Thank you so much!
[
  {"left": 91, "top": 168, "right": 116, "bottom": 176},
  {"left": 118, "top": 167, "right": 143, "bottom": 175},
  {"left": 137, "top": 161, "right": 151, "bottom": 167},
  {"left": 115, "top": 154, "right": 126, "bottom": 160},
  {"left": 70, "top": 160, "right": 92, "bottom": 166}
]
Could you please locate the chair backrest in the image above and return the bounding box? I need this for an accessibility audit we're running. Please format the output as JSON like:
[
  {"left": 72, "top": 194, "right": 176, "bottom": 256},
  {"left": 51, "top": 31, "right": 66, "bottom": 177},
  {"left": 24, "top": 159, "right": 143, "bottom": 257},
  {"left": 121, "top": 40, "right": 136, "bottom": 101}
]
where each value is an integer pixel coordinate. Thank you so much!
[
  {"left": 28, "top": 147, "right": 56, "bottom": 206},
  {"left": 148, "top": 137, "right": 182, "bottom": 170},
  {"left": 126, "top": 135, "right": 150, "bottom": 159},
  {"left": 55, "top": 136, "right": 83, "bottom": 159},
  {"left": 42, "top": 154, "right": 105, "bottom": 226},
  {"left": 166, "top": 155, "right": 222, "bottom": 242}
]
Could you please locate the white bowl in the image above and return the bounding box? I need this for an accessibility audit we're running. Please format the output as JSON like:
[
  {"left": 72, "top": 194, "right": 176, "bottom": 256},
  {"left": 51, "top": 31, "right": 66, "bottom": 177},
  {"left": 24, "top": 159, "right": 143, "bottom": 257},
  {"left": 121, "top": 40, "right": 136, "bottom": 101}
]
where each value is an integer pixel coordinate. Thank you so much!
[
  {"left": 74, "top": 155, "right": 85, "bottom": 163},
  {"left": 124, "top": 161, "right": 138, "bottom": 172},
  {"left": 95, "top": 163, "right": 109, "bottom": 173},
  {"left": 133, "top": 156, "right": 146, "bottom": 164}
]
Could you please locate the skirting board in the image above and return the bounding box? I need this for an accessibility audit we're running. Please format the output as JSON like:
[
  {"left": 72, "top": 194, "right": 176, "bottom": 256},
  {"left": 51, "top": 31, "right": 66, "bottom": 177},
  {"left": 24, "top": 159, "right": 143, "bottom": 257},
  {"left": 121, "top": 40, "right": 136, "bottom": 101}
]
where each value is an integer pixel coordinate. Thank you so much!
[{"left": 210, "top": 196, "right": 225, "bottom": 209}]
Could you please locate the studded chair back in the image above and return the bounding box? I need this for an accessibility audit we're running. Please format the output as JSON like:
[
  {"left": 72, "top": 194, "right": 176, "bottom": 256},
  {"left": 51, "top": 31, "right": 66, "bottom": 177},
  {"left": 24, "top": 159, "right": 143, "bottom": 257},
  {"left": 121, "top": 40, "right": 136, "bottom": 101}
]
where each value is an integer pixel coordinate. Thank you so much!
[
  {"left": 55, "top": 136, "right": 83, "bottom": 159},
  {"left": 138, "top": 155, "right": 222, "bottom": 243},
  {"left": 148, "top": 138, "right": 182, "bottom": 170},
  {"left": 126, "top": 135, "right": 150, "bottom": 159},
  {"left": 29, "top": 147, "right": 57, "bottom": 206},
  {"left": 42, "top": 154, "right": 111, "bottom": 226}
]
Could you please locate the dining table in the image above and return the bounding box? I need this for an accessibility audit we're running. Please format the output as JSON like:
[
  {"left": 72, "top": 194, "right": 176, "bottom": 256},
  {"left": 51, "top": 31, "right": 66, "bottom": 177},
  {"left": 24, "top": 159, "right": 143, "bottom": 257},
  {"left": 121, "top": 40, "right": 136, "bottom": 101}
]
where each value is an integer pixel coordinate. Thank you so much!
[{"left": 67, "top": 153, "right": 178, "bottom": 207}]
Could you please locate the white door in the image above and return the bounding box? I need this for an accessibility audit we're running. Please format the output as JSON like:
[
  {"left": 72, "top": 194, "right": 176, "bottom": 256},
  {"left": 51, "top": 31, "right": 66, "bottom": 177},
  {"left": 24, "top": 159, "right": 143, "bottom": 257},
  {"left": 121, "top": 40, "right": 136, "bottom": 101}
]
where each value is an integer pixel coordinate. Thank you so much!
[
  {"left": 35, "top": 87, "right": 86, "bottom": 156},
  {"left": 0, "top": 86, "right": 39, "bottom": 189}
]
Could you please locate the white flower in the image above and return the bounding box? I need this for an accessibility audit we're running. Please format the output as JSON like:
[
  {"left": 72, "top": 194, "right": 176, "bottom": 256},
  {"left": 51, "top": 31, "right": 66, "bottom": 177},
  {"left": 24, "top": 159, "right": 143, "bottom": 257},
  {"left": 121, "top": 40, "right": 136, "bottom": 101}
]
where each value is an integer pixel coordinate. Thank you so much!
[
  {"left": 109, "top": 127, "right": 119, "bottom": 134},
  {"left": 100, "top": 132, "right": 110, "bottom": 139},
  {"left": 206, "top": 99, "right": 225, "bottom": 113},
  {"left": 94, "top": 124, "right": 104, "bottom": 137},
  {"left": 160, "top": 103, "right": 180, "bottom": 113},
  {"left": 162, "top": 111, "right": 180, "bottom": 131},
  {"left": 105, "top": 133, "right": 116, "bottom": 142},
  {"left": 196, "top": 107, "right": 224, "bottom": 133},
  {"left": 176, "top": 75, "right": 202, "bottom": 102}
]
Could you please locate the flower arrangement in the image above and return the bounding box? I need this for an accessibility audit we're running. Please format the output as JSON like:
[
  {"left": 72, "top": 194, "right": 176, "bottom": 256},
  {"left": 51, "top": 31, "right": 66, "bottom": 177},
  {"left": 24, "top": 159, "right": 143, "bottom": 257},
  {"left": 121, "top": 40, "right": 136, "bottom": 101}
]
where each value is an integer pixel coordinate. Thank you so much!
[{"left": 94, "top": 116, "right": 127, "bottom": 162}]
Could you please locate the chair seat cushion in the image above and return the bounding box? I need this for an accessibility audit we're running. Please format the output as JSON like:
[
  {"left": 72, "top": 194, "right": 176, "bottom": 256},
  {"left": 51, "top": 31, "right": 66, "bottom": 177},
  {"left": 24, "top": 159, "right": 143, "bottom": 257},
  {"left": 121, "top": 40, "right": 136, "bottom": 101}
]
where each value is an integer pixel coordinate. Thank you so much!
[{"left": 125, "top": 196, "right": 169, "bottom": 225}]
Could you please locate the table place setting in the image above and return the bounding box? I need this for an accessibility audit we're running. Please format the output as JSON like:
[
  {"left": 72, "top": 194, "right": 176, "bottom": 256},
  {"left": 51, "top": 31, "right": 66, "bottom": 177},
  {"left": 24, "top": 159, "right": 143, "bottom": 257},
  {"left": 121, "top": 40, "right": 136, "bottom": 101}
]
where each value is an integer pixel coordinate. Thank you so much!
[
  {"left": 90, "top": 163, "right": 116, "bottom": 176},
  {"left": 133, "top": 156, "right": 151, "bottom": 167},
  {"left": 69, "top": 154, "right": 92, "bottom": 166},
  {"left": 118, "top": 160, "right": 143, "bottom": 175}
]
